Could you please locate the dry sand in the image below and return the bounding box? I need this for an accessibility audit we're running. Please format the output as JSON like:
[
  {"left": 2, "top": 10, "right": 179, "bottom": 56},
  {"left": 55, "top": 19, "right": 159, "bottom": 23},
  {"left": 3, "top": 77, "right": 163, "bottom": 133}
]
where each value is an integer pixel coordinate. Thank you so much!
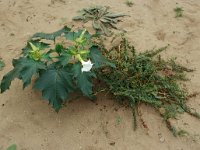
[{"left": 0, "top": 0, "right": 200, "bottom": 150}]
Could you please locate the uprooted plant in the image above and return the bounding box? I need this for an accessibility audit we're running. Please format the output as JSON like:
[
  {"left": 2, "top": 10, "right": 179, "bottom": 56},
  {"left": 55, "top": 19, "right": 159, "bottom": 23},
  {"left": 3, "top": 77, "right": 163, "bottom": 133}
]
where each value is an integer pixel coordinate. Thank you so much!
[
  {"left": 97, "top": 37, "right": 200, "bottom": 135},
  {"left": 0, "top": 26, "right": 114, "bottom": 111},
  {"left": 73, "top": 6, "right": 127, "bottom": 36}
]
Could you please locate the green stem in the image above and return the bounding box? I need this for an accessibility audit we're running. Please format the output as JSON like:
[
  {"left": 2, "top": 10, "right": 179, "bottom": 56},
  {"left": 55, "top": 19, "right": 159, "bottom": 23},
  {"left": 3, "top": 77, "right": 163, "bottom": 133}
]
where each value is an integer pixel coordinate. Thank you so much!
[{"left": 76, "top": 54, "right": 84, "bottom": 63}]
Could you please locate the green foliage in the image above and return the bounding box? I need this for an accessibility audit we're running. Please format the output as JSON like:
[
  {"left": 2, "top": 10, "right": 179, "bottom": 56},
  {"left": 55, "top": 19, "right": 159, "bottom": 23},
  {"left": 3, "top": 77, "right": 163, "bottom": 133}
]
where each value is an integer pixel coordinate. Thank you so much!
[
  {"left": 6, "top": 144, "right": 16, "bottom": 150},
  {"left": 0, "top": 59, "right": 5, "bottom": 71},
  {"left": 32, "top": 26, "right": 71, "bottom": 40},
  {"left": 33, "top": 67, "right": 74, "bottom": 111},
  {"left": 72, "top": 63, "right": 95, "bottom": 98},
  {"left": 0, "top": 6, "right": 198, "bottom": 138},
  {"left": 0, "top": 58, "right": 46, "bottom": 92},
  {"left": 0, "top": 27, "right": 113, "bottom": 111},
  {"left": 73, "top": 6, "right": 127, "bottom": 36},
  {"left": 89, "top": 46, "right": 115, "bottom": 68},
  {"left": 174, "top": 7, "right": 184, "bottom": 18},
  {"left": 98, "top": 38, "right": 200, "bottom": 133},
  {"left": 22, "top": 40, "right": 50, "bottom": 55}
]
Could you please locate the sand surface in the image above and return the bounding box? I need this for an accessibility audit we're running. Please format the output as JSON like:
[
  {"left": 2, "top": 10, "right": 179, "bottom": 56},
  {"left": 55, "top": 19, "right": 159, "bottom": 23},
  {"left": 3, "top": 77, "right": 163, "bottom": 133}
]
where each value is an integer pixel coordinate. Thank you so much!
[{"left": 0, "top": 0, "right": 200, "bottom": 150}]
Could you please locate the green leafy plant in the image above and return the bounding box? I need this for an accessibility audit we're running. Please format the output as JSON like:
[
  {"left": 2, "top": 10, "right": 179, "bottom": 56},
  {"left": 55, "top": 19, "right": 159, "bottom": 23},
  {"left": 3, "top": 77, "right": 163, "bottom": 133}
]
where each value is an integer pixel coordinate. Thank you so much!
[
  {"left": 0, "top": 58, "right": 5, "bottom": 71},
  {"left": 73, "top": 6, "right": 127, "bottom": 36},
  {"left": 6, "top": 144, "right": 17, "bottom": 150},
  {"left": 0, "top": 27, "right": 114, "bottom": 111},
  {"left": 98, "top": 38, "right": 200, "bottom": 134},
  {"left": 174, "top": 7, "right": 184, "bottom": 18},
  {"left": 125, "top": 0, "right": 134, "bottom": 7}
]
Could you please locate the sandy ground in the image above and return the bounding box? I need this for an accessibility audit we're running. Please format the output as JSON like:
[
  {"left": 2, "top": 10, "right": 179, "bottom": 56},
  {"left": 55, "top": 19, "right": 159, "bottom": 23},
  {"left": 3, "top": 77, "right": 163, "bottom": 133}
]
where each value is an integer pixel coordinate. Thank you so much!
[{"left": 0, "top": 0, "right": 200, "bottom": 150}]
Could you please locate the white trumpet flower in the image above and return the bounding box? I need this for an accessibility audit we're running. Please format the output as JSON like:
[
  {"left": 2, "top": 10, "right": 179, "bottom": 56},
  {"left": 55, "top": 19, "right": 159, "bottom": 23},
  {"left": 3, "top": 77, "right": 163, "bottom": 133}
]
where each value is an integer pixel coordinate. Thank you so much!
[{"left": 81, "top": 59, "right": 93, "bottom": 72}]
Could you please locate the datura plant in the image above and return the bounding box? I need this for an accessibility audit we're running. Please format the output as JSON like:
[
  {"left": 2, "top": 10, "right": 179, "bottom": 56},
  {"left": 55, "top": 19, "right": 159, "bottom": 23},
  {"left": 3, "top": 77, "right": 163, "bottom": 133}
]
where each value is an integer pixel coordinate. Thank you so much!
[{"left": 0, "top": 26, "right": 114, "bottom": 111}]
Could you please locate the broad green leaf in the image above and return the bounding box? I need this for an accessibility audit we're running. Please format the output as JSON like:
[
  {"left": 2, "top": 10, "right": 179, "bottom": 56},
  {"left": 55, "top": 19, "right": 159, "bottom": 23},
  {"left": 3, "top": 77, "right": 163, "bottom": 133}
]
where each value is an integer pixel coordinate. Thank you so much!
[
  {"left": 64, "top": 30, "right": 91, "bottom": 41},
  {"left": 64, "top": 31, "right": 79, "bottom": 41},
  {"left": 1, "top": 71, "right": 20, "bottom": 93},
  {"left": 59, "top": 52, "right": 71, "bottom": 66},
  {"left": 0, "top": 58, "right": 46, "bottom": 93},
  {"left": 22, "top": 40, "right": 50, "bottom": 55},
  {"left": 32, "top": 26, "right": 71, "bottom": 40},
  {"left": 33, "top": 67, "right": 74, "bottom": 111},
  {"left": 72, "top": 63, "right": 95, "bottom": 98},
  {"left": 77, "top": 72, "right": 93, "bottom": 97},
  {"left": 72, "top": 63, "right": 82, "bottom": 77},
  {"left": 0, "top": 58, "right": 23, "bottom": 93},
  {"left": 89, "top": 46, "right": 115, "bottom": 68},
  {"left": 19, "top": 59, "right": 46, "bottom": 88},
  {"left": 6, "top": 144, "right": 17, "bottom": 150}
]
